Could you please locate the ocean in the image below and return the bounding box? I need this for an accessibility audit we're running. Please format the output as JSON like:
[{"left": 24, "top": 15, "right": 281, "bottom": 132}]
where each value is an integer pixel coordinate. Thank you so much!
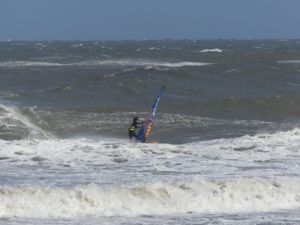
[{"left": 0, "top": 40, "right": 300, "bottom": 224}]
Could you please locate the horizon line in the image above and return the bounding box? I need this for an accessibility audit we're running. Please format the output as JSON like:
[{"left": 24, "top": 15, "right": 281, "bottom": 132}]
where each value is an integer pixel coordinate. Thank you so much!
[{"left": 1, "top": 38, "right": 300, "bottom": 42}]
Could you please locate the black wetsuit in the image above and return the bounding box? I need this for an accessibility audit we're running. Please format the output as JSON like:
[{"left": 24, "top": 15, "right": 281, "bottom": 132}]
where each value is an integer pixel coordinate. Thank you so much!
[{"left": 128, "top": 119, "right": 143, "bottom": 139}]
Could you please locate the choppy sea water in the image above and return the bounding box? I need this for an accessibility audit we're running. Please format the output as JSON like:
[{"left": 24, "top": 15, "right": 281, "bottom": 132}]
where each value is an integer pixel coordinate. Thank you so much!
[{"left": 0, "top": 40, "right": 300, "bottom": 224}]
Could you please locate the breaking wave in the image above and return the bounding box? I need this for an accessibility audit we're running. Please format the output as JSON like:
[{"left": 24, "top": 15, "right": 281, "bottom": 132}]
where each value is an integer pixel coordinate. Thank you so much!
[
  {"left": 0, "top": 178, "right": 299, "bottom": 218},
  {"left": 0, "top": 104, "right": 52, "bottom": 140}
]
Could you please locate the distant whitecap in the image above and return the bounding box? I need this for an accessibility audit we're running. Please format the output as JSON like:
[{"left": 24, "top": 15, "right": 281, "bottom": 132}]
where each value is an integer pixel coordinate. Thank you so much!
[{"left": 200, "top": 48, "right": 223, "bottom": 53}]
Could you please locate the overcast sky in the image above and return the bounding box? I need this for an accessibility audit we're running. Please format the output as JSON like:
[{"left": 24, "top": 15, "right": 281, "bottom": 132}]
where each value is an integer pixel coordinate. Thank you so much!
[{"left": 1, "top": 0, "right": 300, "bottom": 40}]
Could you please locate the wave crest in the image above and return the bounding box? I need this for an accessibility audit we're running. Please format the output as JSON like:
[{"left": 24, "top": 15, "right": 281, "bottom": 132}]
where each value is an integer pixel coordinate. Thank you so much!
[
  {"left": 0, "top": 178, "right": 299, "bottom": 218},
  {"left": 0, "top": 60, "right": 211, "bottom": 68}
]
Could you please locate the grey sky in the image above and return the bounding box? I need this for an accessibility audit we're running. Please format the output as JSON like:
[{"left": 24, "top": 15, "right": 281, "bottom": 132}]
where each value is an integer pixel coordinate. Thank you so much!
[{"left": 0, "top": 0, "right": 300, "bottom": 40}]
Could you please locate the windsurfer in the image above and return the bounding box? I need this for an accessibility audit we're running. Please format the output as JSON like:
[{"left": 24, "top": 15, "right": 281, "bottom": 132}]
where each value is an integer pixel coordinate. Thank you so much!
[{"left": 128, "top": 116, "right": 144, "bottom": 139}]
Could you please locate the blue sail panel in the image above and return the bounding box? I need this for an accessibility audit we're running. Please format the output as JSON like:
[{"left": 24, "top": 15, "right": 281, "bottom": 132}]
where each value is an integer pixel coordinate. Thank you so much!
[{"left": 136, "top": 123, "right": 147, "bottom": 143}]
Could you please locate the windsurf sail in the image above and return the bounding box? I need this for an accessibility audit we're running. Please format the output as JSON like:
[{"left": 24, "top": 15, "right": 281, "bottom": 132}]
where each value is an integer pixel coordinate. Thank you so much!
[{"left": 137, "top": 85, "right": 165, "bottom": 143}]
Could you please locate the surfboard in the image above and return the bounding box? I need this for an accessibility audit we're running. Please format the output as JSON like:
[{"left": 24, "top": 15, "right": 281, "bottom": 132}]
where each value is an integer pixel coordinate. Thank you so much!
[{"left": 136, "top": 86, "right": 165, "bottom": 143}]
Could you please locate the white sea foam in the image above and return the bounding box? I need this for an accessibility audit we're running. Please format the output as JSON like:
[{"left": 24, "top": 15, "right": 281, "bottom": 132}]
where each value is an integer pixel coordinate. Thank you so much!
[
  {"left": 0, "top": 178, "right": 299, "bottom": 218},
  {"left": 72, "top": 60, "right": 210, "bottom": 68},
  {"left": 0, "top": 60, "right": 211, "bottom": 68},
  {"left": 149, "top": 47, "right": 160, "bottom": 50},
  {"left": 200, "top": 48, "right": 223, "bottom": 53},
  {"left": 222, "top": 68, "right": 242, "bottom": 74},
  {"left": 187, "top": 128, "right": 300, "bottom": 159},
  {"left": 0, "top": 61, "right": 64, "bottom": 67},
  {"left": 0, "top": 126, "right": 300, "bottom": 218},
  {"left": 72, "top": 43, "right": 84, "bottom": 47},
  {"left": 0, "top": 128, "right": 300, "bottom": 182},
  {"left": 278, "top": 60, "right": 300, "bottom": 64}
]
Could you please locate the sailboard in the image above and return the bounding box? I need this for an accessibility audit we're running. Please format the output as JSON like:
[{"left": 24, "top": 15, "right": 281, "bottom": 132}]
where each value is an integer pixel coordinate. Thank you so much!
[{"left": 136, "top": 85, "right": 165, "bottom": 143}]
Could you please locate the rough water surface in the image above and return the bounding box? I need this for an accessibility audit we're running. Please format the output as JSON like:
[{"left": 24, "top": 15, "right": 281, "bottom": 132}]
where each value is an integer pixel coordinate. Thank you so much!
[{"left": 1, "top": 40, "right": 300, "bottom": 224}]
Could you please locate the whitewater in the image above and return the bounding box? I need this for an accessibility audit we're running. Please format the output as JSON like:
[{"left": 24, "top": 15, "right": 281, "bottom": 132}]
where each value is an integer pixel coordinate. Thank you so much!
[{"left": 1, "top": 126, "right": 300, "bottom": 222}]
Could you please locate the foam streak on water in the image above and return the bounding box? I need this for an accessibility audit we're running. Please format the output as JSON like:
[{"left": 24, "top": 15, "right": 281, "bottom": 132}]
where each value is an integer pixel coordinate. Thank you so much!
[{"left": 0, "top": 60, "right": 211, "bottom": 68}]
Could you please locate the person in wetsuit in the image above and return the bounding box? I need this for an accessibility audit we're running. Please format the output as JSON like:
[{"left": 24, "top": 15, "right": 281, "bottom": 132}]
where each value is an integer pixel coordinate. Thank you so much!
[{"left": 128, "top": 116, "right": 144, "bottom": 139}]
